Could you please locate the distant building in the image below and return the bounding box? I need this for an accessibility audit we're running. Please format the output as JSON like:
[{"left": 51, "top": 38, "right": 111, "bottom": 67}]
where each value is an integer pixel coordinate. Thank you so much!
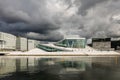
[
  {"left": 28, "top": 39, "right": 40, "bottom": 50},
  {"left": 111, "top": 38, "right": 120, "bottom": 50},
  {"left": 0, "top": 32, "right": 16, "bottom": 51},
  {"left": 16, "top": 37, "right": 27, "bottom": 51},
  {"left": 92, "top": 38, "right": 114, "bottom": 51}
]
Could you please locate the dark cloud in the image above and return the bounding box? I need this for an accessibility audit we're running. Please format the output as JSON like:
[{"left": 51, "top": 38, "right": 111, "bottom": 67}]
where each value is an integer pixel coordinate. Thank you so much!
[
  {"left": 0, "top": 20, "right": 60, "bottom": 41},
  {"left": 77, "top": 0, "right": 108, "bottom": 15},
  {"left": 0, "top": 0, "right": 63, "bottom": 41},
  {"left": 0, "top": 0, "right": 120, "bottom": 41},
  {"left": 60, "top": 0, "right": 120, "bottom": 38}
]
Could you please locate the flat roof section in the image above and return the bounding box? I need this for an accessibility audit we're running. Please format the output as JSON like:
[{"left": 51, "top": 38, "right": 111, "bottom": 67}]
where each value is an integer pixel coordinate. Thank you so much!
[{"left": 92, "top": 38, "right": 111, "bottom": 42}]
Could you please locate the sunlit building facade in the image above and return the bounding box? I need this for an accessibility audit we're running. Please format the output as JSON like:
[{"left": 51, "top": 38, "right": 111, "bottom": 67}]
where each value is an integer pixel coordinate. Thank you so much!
[
  {"left": 16, "top": 37, "right": 27, "bottom": 51},
  {"left": 0, "top": 32, "right": 16, "bottom": 50}
]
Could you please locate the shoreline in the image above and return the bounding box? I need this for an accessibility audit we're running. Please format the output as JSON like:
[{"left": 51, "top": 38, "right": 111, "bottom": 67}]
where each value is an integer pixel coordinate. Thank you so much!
[
  {"left": 5, "top": 55, "right": 120, "bottom": 56},
  {"left": 0, "top": 52, "right": 120, "bottom": 56},
  {"left": 1, "top": 49, "right": 120, "bottom": 56}
]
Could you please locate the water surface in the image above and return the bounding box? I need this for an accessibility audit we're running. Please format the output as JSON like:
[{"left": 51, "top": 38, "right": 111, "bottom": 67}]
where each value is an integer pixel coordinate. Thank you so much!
[{"left": 0, "top": 56, "right": 120, "bottom": 80}]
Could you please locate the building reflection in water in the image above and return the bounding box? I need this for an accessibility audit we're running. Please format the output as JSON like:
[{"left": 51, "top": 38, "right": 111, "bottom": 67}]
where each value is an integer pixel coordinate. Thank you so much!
[
  {"left": 0, "top": 56, "right": 120, "bottom": 80},
  {"left": 0, "top": 58, "right": 16, "bottom": 75}
]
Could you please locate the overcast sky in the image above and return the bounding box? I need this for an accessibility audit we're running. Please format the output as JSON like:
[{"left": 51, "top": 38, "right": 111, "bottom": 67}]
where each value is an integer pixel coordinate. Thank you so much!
[{"left": 0, "top": 0, "right": 120, "bottom": 41}]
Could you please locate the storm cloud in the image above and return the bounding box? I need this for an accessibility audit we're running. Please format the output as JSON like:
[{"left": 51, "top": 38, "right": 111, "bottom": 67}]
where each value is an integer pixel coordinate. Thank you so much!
[{"left": 0, "top": 0, "right": 120, "bottom": 41}]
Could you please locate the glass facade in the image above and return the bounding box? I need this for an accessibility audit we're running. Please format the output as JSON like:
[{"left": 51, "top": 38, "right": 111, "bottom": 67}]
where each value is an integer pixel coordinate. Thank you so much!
[
  {"left": 55, "top": 39, "right": 86, "bottom": 48},
  {"left": 37, "top": 44, "right": 66, "bottom": 52}
]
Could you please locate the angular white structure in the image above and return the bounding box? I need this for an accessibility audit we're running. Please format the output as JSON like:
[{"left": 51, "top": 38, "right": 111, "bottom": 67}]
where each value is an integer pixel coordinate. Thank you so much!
[
  {"left": 56, "top": 35, "right": 86, "bottom": 48},
  {"left": 0, "top": 32, "right": 16, "bottom": 50},
  {"left": 16, "top": 37, "right": 27, "bottom": 51},
  {"left": 28, "top": 39, "right": 40, "bottom": 51}
]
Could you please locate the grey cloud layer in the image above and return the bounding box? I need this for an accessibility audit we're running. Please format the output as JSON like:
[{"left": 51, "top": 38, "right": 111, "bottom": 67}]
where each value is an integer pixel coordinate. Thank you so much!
[{"left": 0, "top": 0, "right": 120, "bottom": 41}]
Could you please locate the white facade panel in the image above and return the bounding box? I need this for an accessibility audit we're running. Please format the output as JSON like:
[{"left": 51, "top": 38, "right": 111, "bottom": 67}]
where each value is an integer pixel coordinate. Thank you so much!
[
  {"left": 28, "top": 39, "right": 35, "bottom": 51},
  {"left": 0, "top": 32, "right": 16, "bottom": 50},
  {"left": 16, "top": 37, "right": 27, "bottom": 51},
  {"left": 28, "top": 39, "right": 40, "bottom": 50},
  {"left": 35, "top": 40, "right": 41, "bottom": 47}
]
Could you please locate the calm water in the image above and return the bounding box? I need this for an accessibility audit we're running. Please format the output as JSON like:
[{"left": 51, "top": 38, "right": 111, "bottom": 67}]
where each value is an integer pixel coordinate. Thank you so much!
[{"left": 0, "top": 56, "right": 120, "bottom": 80}]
